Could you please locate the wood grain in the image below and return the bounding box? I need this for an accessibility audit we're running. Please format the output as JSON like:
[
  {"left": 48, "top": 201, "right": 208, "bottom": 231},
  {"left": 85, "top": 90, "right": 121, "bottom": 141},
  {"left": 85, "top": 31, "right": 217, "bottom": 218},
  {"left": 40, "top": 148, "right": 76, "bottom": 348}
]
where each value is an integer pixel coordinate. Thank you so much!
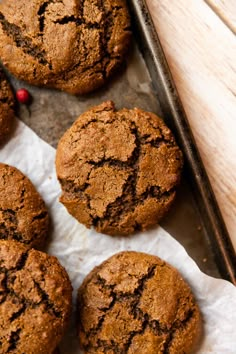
[
  {"left": 204, "top": 0, "right": 236, "bottom": 33},
  {"left": 146, "top": 0, "right": 236, "bottom": 250}
]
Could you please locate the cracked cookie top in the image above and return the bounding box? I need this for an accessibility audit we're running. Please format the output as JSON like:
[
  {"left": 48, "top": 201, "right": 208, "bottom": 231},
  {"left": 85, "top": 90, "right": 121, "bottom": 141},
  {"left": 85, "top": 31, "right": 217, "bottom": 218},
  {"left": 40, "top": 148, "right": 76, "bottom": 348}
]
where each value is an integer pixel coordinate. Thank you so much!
[
  {"left": 56, "top": 101, "right": 183, "bottom": 236},
  {"left": 0, "top": 240, "right": 72, "bottom": 354},
  {"left": 0, "top": 66, "right": 15, "bottom": 142},
  {"left": 0, "top": 0, "right": 131, "bottom": 94},
  {"left": 0, "top": 163, "right": 49, "bottom": 249},
  {"left": 77, "top": 251, "right": 202, "bottom": 354}
]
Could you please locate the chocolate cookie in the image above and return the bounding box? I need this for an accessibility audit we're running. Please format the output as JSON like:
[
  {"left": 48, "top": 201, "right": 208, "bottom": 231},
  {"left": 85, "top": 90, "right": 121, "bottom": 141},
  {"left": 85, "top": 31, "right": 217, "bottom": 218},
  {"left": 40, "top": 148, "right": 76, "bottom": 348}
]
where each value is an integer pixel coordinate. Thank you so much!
[
  {"left": 56, "top": 101, "right": 183, "bottom": 236},
  {"left": 77, "top": 251, "right": 201, "bottom": 354},
  {"left": 0, "top": 0, "right": 131, "bottom": 94},
  {"left": 0, "top": 163, "right": 49, "bottom": 248},
  {"left": 0, "top": 66, "right": 15, "bottom": 141},
  {"left": 0, "top": 240, "right": 72, "bottom": 354}
]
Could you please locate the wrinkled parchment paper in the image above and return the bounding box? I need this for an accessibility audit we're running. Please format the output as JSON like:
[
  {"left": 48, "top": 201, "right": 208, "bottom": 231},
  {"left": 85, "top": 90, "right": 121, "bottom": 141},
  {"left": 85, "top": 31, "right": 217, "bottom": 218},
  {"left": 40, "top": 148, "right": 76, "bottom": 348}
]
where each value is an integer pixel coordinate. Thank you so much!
[{"left": 1, "top": 120, "right": 236, "bottom": 353}]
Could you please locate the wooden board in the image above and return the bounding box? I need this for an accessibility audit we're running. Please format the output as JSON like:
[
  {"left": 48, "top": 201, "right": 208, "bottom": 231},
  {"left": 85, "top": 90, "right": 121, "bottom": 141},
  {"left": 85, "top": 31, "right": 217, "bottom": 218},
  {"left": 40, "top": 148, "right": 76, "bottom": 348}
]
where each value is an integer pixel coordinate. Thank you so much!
[
  {"left": 204, "top": 0, "right": 236, "bottom": 33},
  {"left": 146, "top": 0, "right": 236, "bottom": 250}
]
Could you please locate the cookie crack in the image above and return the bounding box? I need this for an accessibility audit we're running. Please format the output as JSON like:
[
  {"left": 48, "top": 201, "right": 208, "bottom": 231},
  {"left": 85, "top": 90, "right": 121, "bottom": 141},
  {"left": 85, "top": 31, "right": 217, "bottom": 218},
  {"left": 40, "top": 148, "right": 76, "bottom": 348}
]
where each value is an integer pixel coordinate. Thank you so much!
[
  {"left": 0, "top": 12, "right": 49, "bottom": 66},
  {"left": 134, "top": 265, "right": 157, "bottom": 297},
  {"left": 139, "top": 185, "right": 176, "bottom": 201},
  {"left": 78, "top": 114, "right": 116, "bottom": 132},
  {"left": 6, "top": 329, "right": 21, "bottom": 353},
  {"left": 56, "top": 0, "right": 127, "bottom": 83},
  {"left": 59, "top": 178, "right": 89, "bottom": 194},
  {"left": 147, "top": 120, "right": 179, "bottom": 149},
  {"left": 79, "top": 0, "right": 85, "bottom": 19},
  {"left": 38, "top": 0, "right": 53, "bottom": 32},
  {"left": 162, "top": 309, "right": 195, "bottom": 354},
  {"left": 93, "top": 339, "right": 121, "bottom": 353},
  {"left": 53, "top": 16, "right": 101, "bottom": 30},
  {"left": 83, "top": 277, "right": 117, "bottom": 339},
  {"left": 32, "top": 210, "right": 48, "bottom": 221},
  {"left": 92, "top": 123, "right": 140, "bottom": 228},
  {"left": 126, "top": 303, "right": 196, "bottom": 353},
  {"left": 53, "top": 15, "right": 81, "bottom": 26},
  {"left": 14, "top": 250, "right": 29, "bottom": 271},
  {"left": 33, "top": 280, "right": 62, "bottom": 318},
  {"left": 95, "top": 175, "right": 176, "bottom": 232},
  {"left": 0, "top": 251, "right": 29, "bottom": 306},
  {"left": 38, "top": 0, "right": 63, "bottom": 33},
  {"left": 1, "top": 269, "right": 61, "bottom": 322},
  {"left": 0, "top": 251, "right": 29, "bottom": 280},
  {"left": 0, "top": 96, "right": 13, "bottom": 106},
  {"left": 9, "top": 303, "right": 27, "bottom": 322},
  {"left": 0, "top": 220, "right": 31, "bottom": 245},
  {"left": 19, "top": 186, "right": 26, "bottom": 208},
  {"left": 148, "top": 120, "right": 168, "bottom": 139},
  {"left": 141, "top": 138, "right": 175, "bottom": 149},
  {"left": 87, "top": 158, "right": 133, "bottom": 169},
  {"left": 83, "top": 266, "right": 158, "bottom": 352},
  {"left": 123, "top": 315, "right": 149, "bottom": 352},
  {"left": 112, "top": 6, "right": 123, "bottom": 11}
]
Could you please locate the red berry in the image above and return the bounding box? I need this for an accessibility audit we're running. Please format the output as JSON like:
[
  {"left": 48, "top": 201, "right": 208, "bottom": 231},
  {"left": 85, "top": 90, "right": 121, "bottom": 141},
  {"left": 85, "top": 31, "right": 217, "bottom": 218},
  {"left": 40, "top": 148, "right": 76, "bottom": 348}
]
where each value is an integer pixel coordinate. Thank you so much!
[{"left": 16, "top": 88, "right": 31, "bottom": 104}]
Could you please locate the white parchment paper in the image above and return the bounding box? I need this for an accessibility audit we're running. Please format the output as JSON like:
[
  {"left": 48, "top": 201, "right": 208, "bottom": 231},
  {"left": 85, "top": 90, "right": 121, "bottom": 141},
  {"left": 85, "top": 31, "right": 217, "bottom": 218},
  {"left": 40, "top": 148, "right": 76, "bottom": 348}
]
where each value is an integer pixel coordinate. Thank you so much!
[{"left": 0, "top": 119, "right": 236, "bottom": 353}]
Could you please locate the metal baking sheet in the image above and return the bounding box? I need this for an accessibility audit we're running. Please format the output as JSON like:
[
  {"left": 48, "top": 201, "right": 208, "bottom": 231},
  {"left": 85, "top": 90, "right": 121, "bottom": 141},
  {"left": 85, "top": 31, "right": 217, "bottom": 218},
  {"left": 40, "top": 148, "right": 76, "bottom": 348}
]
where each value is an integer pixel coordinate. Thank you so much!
[
  {"left": 128, "top": 0, "right": 236, "bottom": 283},
  {"left": 3, "top": 0, "right": 236, "bottom": 282}
]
